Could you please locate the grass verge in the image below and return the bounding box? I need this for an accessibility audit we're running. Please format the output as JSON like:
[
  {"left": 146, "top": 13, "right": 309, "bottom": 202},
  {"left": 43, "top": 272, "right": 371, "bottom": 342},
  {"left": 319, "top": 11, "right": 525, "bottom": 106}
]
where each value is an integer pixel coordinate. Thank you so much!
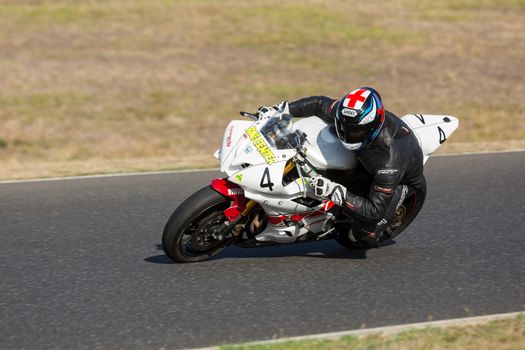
[
  {"left": 220, "top": 313, "right": 525, "bottom": 350},
  {"left": 3, "top": 142, "right": 525, "bottom": 181},
  {"left": 0, "top": 0, "right": 524, "bottom": 180}
]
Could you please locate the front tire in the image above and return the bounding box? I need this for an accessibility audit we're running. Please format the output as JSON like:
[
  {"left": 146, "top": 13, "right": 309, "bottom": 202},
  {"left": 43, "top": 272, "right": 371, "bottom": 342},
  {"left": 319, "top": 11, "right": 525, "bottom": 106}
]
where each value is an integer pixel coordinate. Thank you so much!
[{"left": 162, "top": 186, "right": 231, "bottom": 263}]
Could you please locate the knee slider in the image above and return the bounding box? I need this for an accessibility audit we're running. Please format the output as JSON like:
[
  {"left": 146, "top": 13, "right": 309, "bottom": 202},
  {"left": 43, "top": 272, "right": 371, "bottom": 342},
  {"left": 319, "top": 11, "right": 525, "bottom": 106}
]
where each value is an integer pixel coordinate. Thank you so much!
[{"left": 352, "top": 226, "right": 378, "bottom": 245}]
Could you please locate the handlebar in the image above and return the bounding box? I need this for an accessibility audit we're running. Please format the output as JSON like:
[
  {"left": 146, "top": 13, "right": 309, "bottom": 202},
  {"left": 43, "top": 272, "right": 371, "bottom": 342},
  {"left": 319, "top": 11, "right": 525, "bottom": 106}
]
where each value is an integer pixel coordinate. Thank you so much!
[{"left": 239, "top": 111, "right": 258, "bottom": 120}]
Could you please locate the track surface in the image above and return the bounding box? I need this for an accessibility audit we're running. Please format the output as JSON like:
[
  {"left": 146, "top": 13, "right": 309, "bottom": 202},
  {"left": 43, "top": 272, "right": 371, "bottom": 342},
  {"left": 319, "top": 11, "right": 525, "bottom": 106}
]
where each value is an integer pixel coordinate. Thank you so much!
[{"left": 1, "top": 152, "right": 524, "bottom": 349}]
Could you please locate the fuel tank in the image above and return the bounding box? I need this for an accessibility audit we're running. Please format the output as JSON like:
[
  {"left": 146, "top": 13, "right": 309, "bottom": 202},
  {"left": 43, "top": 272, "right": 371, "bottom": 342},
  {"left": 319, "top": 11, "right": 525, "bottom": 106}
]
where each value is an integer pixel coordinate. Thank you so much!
[{"left": 292, "top": 116, "right": 358, "bottom": 171}]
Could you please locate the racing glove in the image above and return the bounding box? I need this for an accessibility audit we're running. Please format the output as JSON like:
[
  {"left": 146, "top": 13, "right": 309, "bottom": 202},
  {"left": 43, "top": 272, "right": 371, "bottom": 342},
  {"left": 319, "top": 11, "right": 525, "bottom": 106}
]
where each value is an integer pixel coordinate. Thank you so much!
[
  {"left": 256, "top": 106, "right": 277, "bottom": 120},
  {"left": 310, "top": 175, "right": 348, "bottom": 207},
  {"left": 256, "top": 101, "right": 287, "bottom": 120}
]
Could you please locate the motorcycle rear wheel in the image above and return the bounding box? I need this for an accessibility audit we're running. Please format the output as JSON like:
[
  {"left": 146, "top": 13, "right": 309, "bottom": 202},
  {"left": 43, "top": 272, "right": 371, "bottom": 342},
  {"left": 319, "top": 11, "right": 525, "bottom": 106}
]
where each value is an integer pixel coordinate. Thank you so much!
[
  {"left": 336, "top": 189, "right": 425, "bottom": 249},
  {"left": 162, "top": 186, "right": 231, "bottom": 263}
]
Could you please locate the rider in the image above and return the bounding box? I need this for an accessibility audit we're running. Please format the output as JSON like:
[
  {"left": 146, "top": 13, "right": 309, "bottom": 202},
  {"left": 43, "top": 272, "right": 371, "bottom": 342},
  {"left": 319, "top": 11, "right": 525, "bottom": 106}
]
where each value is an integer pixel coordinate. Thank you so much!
[{"left": 257, "top": 87, "right": 427, "bottom": 248}]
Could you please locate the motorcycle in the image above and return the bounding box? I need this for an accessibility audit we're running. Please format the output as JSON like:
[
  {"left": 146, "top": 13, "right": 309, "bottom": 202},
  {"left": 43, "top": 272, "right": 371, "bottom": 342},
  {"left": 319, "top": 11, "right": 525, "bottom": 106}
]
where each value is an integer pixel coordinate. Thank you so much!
[{"left": 162, "top": 102, "right": 459, "bottom": 263}]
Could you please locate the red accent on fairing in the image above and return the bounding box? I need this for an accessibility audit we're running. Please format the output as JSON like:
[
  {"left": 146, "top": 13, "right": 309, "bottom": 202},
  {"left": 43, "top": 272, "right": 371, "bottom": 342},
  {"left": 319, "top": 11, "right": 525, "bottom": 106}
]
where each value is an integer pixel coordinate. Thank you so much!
[
  {"left": 210, "top": 178, "right": 246, "bottom": 222},
  {"left": 291, "top": 211, "right": 325, "bottom": 222},
  {"left": 322, "top": 200, "right": 335, "bottom": 211},
  {"left": 267, "top": 215, "right": 288, "bottom": 225},
  {"left": 268, "top": 200, "right": 336, "bottom": 225}
]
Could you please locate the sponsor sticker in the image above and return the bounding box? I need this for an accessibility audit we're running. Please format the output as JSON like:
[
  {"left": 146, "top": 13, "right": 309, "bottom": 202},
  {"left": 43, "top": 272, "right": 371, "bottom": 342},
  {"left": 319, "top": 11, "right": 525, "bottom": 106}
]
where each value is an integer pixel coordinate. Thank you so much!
[
  {"left": 341, "top": 108, "right": 358, "bottom": 117},
  {"left": 227, "top": 188, "right": 244, "bottom": 196},
  {"left": 226, "top": 126, "right": 234, "bottom": 147},
  {"left": 245, "top": 127, "right": 277, "bottom": 165},
  {"left": 377, "top": 169, "right": 399, "bottom": 175},
  {"left": 234, "top": 173, "right": 243, "bottom": 182}
]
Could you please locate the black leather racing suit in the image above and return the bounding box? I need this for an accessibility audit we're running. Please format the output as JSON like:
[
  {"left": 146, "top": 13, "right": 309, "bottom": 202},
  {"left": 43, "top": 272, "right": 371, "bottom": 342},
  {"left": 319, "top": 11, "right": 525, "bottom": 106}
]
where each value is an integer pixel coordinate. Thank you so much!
[{"left": 289, "top": 96, "right": 427, "bottom": 246}]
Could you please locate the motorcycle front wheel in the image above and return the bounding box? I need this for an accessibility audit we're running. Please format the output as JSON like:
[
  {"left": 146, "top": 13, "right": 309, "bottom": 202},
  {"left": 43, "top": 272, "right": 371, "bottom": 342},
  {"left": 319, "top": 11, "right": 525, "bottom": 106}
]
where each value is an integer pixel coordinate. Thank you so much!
[{"left": 162, "top": 186, "right": 231, "bottom": 263}]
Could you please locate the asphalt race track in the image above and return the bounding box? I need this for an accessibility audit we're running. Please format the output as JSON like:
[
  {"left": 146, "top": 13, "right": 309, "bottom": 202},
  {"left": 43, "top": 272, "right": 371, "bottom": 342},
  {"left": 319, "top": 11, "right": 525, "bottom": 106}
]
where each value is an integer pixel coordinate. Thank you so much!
[{"left": 1, "top": 151, "right": 524, "bottom": 349}]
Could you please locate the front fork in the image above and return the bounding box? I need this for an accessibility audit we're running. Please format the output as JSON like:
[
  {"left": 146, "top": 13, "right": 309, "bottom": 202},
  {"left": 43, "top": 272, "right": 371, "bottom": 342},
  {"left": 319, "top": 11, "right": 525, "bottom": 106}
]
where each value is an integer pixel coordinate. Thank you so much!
[
  {"left": 217, "top": 200, "right": 257, "bottom": 239},
  {"left": 209, "top": 178, "right": 258, "bottom": 245}
]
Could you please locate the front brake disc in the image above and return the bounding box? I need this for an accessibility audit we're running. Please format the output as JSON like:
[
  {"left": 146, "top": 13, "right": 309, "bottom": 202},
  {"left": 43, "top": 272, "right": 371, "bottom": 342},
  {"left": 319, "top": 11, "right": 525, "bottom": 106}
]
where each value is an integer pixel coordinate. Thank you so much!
[{"left": 190, "top": 213, "right": 227, "bottom": 252}]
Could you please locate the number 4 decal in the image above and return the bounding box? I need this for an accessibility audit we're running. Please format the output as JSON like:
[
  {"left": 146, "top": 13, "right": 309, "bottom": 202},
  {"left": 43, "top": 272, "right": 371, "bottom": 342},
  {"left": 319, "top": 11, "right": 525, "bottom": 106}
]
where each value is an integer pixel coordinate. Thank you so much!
[
  {"left": 438, "top": 126, "right": 447, "bottom": 144},
  {"left": 260, "top": 167, "right": 274, "bottom": 191}
]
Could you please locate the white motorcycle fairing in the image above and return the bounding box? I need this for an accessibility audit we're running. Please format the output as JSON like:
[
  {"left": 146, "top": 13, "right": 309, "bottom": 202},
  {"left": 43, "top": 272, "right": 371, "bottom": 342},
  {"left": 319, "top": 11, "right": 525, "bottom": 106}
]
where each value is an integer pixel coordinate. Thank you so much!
[
  {"left": 401, "top": 114, "right": 459, "bottom": 163},
  {"left": 214, "top": 111, "right": 458, "bottom": 243}
]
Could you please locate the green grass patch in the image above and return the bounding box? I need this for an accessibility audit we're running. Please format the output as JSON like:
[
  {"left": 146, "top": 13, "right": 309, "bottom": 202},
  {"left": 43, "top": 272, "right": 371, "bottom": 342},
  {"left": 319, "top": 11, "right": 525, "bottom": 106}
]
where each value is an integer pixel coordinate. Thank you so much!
[
  {"left": 445, "top": 0, "right": 525, "bottom": 10},
  {"left": 217, "top": 5, "right": 417, "bottom": 48},
  {"left": 220, "top": 314, "right": 525, "bottom": 350},
  {"left": 0, "top": 2, "right": 106, "bottom": 28}
]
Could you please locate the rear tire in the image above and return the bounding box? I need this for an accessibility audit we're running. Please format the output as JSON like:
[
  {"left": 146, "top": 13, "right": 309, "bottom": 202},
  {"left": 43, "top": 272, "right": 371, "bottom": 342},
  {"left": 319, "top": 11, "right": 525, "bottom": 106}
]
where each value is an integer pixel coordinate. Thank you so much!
[
  {"left": 335, "top": 189, "right": 425, "bottom": 250},
  {"left": 382, "top": 189, "right": 425, "bottom": 242},
  {"left": 162, "top": 186, "right": 231, "bottom": 263}
]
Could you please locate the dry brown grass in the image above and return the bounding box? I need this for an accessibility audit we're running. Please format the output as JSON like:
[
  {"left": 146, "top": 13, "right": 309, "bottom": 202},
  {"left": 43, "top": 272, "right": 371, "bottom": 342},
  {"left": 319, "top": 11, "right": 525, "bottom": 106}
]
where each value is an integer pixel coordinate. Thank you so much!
[{"left": 0, "top": 0, "right": 524, "bottom": 180}]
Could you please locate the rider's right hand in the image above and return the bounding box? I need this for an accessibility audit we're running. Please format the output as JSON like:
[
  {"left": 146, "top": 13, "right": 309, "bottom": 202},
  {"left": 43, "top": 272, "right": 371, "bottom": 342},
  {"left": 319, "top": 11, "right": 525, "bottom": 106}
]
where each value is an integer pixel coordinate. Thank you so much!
[{"left": 310, "top": 175, "right": 348, "bottom": 207}]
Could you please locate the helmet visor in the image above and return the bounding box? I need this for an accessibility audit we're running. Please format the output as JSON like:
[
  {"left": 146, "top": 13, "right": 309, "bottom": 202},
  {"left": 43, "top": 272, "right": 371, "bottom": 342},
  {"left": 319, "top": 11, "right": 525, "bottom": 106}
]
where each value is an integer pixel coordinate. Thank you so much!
[{"left": 335, "top": 118, "right": 375, "bottom": 143}]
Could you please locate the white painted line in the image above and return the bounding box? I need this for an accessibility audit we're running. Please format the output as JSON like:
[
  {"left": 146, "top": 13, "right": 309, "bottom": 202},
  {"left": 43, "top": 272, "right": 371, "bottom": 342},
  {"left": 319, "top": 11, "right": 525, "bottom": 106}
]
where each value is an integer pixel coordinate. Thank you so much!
[
  {"left": 0, "top": 167, "right": 219, "bottom": 185},
  {"left": 435, "top": 148, "right": 525, "bottom": 157},
  {"left": 1, "top": 148, "right": 524, "bottom": 185},
  {"left": 187, "top": 311, "right": 524, "bottom": 350}
]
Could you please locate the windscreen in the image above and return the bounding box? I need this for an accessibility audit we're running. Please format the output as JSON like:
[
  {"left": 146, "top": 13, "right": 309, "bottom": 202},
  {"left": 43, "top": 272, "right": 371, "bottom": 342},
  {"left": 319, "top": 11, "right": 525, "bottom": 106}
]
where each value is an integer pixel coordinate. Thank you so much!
[{"left": 260, "top": 115, "right": 301, "bottom": 150}]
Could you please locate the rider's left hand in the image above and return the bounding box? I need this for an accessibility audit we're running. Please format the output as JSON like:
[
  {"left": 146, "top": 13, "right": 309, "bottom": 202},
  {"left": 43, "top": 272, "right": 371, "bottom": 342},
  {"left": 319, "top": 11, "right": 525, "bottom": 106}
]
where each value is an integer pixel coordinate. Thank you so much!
[
  {"left": 272, "top": 101, "right": 287, "bottom": 111},
  {"left": 257, "top": 101, "right": 288, "bottom": 120},
  {"left": 256, "top": 106, "right": 277, "bottom": 120}
]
